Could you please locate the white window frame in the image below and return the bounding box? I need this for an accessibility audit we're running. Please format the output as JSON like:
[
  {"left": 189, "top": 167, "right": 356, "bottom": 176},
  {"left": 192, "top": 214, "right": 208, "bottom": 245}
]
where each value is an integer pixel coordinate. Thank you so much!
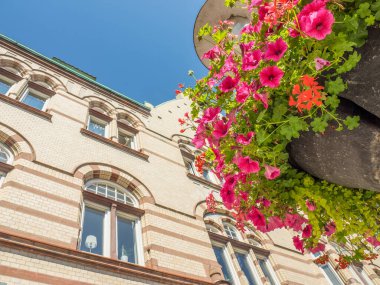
[
  {"left": 20, "top": 88, "right": 50, "bottom": 111},
  {"left": 117, "top": 128, "right": 137, "bottom": 150},
  {"left": 234, "top": 248, "right": 262, "bottom": 285},
  {"left": 311, "top": 252, "right": 344, "bottom": 285},
  {"left": 206, "top": 224, "right": 220, "bottom": 234},
  {"left": 255, "top": 255, "right": 281, "bottom": 285},
  {"left": 223, "top": 222, "right": 241, "bottom": 241},
  {"left": 212, "top": 242, "right": 240, "bottom": 285},
  {"left": 116, "top": 211, "right": 144, "bottom": 265},
  {"left": 87, "top": 116, "right": 109, "bottom": 138},
  {"left": 349, "top": 265, "right": 374, "bottom": 285},
  {"left": 79, "top": 201, "right": 111, "bottom": 257},
  {"left": 0, "top": 142, "right": 13, "bottom": 164}
]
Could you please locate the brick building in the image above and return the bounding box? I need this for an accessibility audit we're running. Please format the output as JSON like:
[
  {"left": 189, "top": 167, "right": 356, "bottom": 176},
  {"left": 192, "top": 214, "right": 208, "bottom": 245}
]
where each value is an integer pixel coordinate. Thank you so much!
[{"left": 0, "top": 28, "right": 378, "bottom": 285}]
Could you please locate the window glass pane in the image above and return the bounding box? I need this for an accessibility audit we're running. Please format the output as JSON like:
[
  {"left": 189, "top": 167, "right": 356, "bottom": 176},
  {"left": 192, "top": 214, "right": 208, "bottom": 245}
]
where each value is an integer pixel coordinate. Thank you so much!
[
  {"left": 0, "top": 151, "right": 8, "bottom": 164},
  {"left": 107, "top": 187, "right": 116, "bottom": 199},
  {"left": 87, "top": 184, "right": 96, "bottom": 193},
  {"left": 258, "top": 259, "right": 276, "bottom": 285},
  {"left": 22, "top": 92, "right": 46, "bottom": 110},
  {"left": 212, "top": 246, "right": 234, "bottom": 283},
  {"left": 80, "top": 207, "right": 104, "bottom": 256},
  {"left": 236, "top": 252, "right": 258, "bottom": 285},
  {"left": 88, "top": 119, "right": 106, "bottom": 137},
  {"left": 203, "top": 169, "right": 211, "bottom": 181},
  {"left": 320, "top": 264, "right": 342, "bottom": 285},
  {"left": 97, "top": 184, "right": 106, "bottom": 196},
  {"left": 117, "top": 216, "right": 137, "bottom": 264},
  {"left": 118, "top": 132, "right": 134, "bottom": 148},
  {"left": 224, "top": 223, "right": 239, "bottom": 240},
  {"left": 0, "top": 79, "right": 11, "bottom": 95},
  {"left": 117, "top": 191, "right": 125, "bottom": 203},
  {"left": 351, "top": 265, "right": 373, "bottom": 285},
  {"left": 185, "top": 161, "right": 195, "bottom": 175}
]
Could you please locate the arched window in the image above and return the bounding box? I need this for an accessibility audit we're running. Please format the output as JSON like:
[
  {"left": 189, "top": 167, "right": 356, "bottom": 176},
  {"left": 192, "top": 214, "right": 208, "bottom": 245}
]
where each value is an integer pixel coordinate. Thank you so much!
[
  {"left": 87, "top": 105, "right": 112, "bottom": 138},
  {"left": 85, "top": 180, "right": 137, "bottom": 207},
  {"left": 0, "top": 143, "right": 13, "bottom": 187},
  {"left": 0, "top": 66, "right": 22, "bottom": 96},
  {"left": 248, "top": 238, "right": 262, "bottom": 247},
  {"left": 80, "top": 179, "right": 143, "bottom": 265},
  {"left": 206, "top": 224, "right": 220, "bottom": 234},
  {"left": 223, "top": 222, "right": 240, "bottom": 240}
]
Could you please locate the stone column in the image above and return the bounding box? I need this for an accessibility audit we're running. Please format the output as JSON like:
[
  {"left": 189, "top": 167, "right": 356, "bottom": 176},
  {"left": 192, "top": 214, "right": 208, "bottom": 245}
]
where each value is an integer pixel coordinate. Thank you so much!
[{"left": 8, "top": 78, "right": 28, "bottom": 99}]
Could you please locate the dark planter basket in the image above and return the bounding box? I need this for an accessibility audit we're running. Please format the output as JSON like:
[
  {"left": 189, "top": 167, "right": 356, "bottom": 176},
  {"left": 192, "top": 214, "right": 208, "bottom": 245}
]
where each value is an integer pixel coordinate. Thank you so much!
[{"left": 288, "top": 26, "right": 380, "bottom": 192}]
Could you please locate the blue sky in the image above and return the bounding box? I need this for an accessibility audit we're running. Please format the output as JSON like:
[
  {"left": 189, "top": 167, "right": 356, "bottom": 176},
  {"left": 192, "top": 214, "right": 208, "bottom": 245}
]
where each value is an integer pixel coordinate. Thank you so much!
[{"left": 2, "top": 0, "right": 208, "bottom": 105}]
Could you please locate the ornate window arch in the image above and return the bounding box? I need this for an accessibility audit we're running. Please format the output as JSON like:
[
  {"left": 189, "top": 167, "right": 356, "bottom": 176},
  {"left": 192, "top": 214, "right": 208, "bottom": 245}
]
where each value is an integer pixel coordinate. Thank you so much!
[{"left": 0, "top": 142, "right": 13, "bottom": 164}]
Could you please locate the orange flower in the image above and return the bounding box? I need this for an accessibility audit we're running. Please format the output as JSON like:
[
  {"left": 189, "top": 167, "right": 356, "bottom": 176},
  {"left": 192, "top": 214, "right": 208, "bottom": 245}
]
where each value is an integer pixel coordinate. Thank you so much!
[{"left": 289, "top": 75, "right": 324, "bottom": 112}]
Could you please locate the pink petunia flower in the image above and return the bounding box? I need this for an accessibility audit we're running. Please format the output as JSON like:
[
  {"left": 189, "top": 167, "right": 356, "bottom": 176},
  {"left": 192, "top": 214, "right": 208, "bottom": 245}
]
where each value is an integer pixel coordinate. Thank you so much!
[
  {"left": 247, "top": 207, "right": 266, "bottom": 227},
  {"left": 325, "top": 222, "right": 336, "bottom": 236},
  {"left": 220, "top": 186, "right": 235, "bottom": 209},
  {"left": 315, "top": 57, "right": 331, "bottom": 70},
  {"left": 285, "top": 213, "right": 308, "bottom": 231},
  {"left": 302, "top": 224, "right": 313, "bottom": 238},
  {"left": 264, "top": 38, "right": 288, "bottom": 62},
  {"left": 310, "top": 243, "right": 326, "bottom": 254},
  {"left": 253, "top": 93, "right": 268, "bottom": 109},
  {"left": 267, "top": 216, "right": 284, "bottom": 231},
  {"left": 242, "top": 50, "right": 262, "bottom": 71},
  {"left": 293, "top": 235, "right": 305, "bottom": 254},
  {"left": 236, "top": 82, "right": 251, "bottom": 103},
  {"left": 236, "top": 131, "right": 255, "bottom": 145},
  {"left": 264, "top": 165, "right": 281, "bottom": 180},
  {"left": 237, "top": 156, "right": 260, "bottom": 174},
  {"left": 202, "top": 46, "right": 221, "bottom": 60},
  {"left": 367, "top": 236, "right": 380, "bottom": 247},
  {"left": 259, "top": 66, "right": 284, "bottom": 88},
  {"left": 306, "top": 200, "right": 316, "bottom": 211},
  {"left": 219, "top": 76, "right": 239, "bottom": 93},
  {"left": 240, "top": 41, "right": 255, "bottom": 53},
  {"left": 247, "top": 0, "right": 263, "bottom": 11},
  {"left": 212, "top": 120, "right": 230, "bottom": 139},
  {"left": 202, "top": 107, "right": 221, "bottom": 123}
]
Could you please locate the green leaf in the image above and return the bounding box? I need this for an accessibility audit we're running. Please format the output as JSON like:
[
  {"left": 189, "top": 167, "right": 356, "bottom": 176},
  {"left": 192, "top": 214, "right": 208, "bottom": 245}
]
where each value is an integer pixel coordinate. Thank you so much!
[
  {"left": 357, "top": 3, "right": 371, "bottom": 18},
  {"left": 272, "top": 104, "right": 287, "bottom": 121},
  {"left": 371, "top": 0, "right": 380, "bottom": 12},
  {"left": 336, "top": 51, "right": 361, "bottom": 74},
  {"left": 344, "top": 116, "right": 360, "bottom": 130},
  {"left": 375, "top": 10, "right": 380, "bottom": 21},
  {"left": 197, "top": 23, "right": 212, "bottom": 40},
  {"left": 325, "top": 95, "right": 340, "bottom": 109},
  {"left": 279, "top": 116, "right": 308, "bottom": 141},
  {"left": 326, "top": 77, "right": 346, "bottom": 96},
  {"left": 330, "top": 33, "right": 356, "bottom": 57},
  {"left": 212, "top": 30, "right": 228, "bottom": 44},
  {"left": 343, "top": 14, "right": 359, "bottom": 32},
  {"left": 365, "top": 15, "right": 376, "bottom": 26},
  {"left": 225, "top": 0, "right": 236, "bottom": 7},
  {"left": 311, "top": 117, "right": 328, "bottom": 133}
]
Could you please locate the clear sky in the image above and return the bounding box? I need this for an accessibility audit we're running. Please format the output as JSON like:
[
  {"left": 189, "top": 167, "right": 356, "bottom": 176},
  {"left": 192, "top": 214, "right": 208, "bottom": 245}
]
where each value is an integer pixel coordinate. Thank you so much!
[{"left": 2, "top": 0, "right": 208, "bottom": 106}]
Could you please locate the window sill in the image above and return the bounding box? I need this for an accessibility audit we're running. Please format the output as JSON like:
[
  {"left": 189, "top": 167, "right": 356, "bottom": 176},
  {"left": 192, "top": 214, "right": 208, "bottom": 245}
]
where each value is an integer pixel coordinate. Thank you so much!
[
  {"left": 187, "top": 173, "right": 221, "bottom": 190},
  {"left": 0, "top": 162, "right": 14, "bottom": 173},
  {"left": 0, "top": 94, "right": 52, "bottom": 121},
  {"left": 208, "top": 232, "right": 270, "bottom": 257},
  {"left": 80, "top": 128, "right": 149, "bottom": 160}
]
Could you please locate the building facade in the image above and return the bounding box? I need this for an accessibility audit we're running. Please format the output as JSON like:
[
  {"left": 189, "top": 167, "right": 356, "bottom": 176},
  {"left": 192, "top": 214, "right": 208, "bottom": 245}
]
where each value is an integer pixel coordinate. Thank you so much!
[{"left": 0, "top": 34, "right": 378, "bottom": 285}]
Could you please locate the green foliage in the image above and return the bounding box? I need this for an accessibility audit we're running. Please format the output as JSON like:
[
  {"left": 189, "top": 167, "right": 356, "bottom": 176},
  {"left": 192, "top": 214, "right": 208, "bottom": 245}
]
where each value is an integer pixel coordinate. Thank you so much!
[
  {"left": 344, "top": 115, "right": 360, "bottom": 130},
  {"left": 326, "top": 77, "right": 346, "bottom": 95},
  {"left": 197, "top": 23, "right": 212, "bottom": 40}
]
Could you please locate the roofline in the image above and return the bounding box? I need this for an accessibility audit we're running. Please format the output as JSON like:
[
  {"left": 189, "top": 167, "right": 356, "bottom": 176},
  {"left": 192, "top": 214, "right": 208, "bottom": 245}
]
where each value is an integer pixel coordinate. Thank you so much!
[{"left": 0, "top": 34, "right": 151, "bottom": 112}]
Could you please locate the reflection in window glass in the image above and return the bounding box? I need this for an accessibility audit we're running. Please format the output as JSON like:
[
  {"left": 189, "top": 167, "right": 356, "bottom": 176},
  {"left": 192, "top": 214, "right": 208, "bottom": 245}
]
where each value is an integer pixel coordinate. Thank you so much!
[
  {"left": 80, "top": 207, "right": 104, "bottom": 256},
  {"left": 22, "top": 91, "right": 46, "bottom": 110},
  {"left": 88, "top": 118, "right": 106, "bottom": 137},
  {"left": 118, "top": 131, "right": 135, "bottom": 148},
  {"left": 117, "top": 216, "right": 137, "bottom": 264},
  {"left": 185, "top": 160, "right": 195, "bottom": 175},
  {"left": 258, "top": 259, "right": 276, "bottom": 285},
  {"left": 0, "top": 79, "right": 11, "bottom": 95},
  {"left": 85, "top": 182, "right": 135, "bottom": 207},
  {"left": 212, "top": 246, "right": 234, "bottom": 284},
  {"left": 236, "top": 252, "right": 258, "bottom": 285}
]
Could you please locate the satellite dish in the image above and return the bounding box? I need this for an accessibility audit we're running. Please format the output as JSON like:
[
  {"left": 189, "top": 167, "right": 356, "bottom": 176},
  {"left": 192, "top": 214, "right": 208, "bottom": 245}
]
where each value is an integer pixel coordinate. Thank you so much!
[{"left": 85, "top": 235, "right": 97, "bottom": 253}]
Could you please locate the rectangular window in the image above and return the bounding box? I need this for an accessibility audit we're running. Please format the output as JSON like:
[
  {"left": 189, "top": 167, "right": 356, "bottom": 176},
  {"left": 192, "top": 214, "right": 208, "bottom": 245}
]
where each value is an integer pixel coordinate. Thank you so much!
[
  {"left": 185, "top": 160, "right": 196, "bottom": 175},
  {"left": 212, "top": 245, "right": 235, "bottom": 284},
  {"left": 0, "top": 79, "right": 11, "bottom": 95},
  {"left": 80, "top": 206, "right": 105, "bottom": 256},
  {"left": 88, "top": 117, "right": 107, "bottom": 137},
  {"left": 21, "top": 90, "right": 48, "bottom": 110},
  {"left": 235, "top": 252, "right": 259, "bottom": 285},
  {"left": 117, "top": 216, "right": 137, "bottom": 264},
  {"left": 350, "top": 265, "right": 374, "bottom": 285},
  {"left": 118, "top": 130, "right": 135, "bottom": 149},
  {"left": 258, "top": 258, "right": 277, "bottom": 285}
]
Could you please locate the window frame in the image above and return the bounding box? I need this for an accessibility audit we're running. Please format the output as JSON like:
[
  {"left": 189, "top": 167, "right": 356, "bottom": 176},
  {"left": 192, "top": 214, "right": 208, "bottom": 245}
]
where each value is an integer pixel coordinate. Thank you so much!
[
  {"left": 87, "top": 115, "right": 109, "bottom": 138},
  {"left": 0, "top": 67, "right": 22, "bottom": 96},
  {"left": 20, "top": 87, "right": 50, "bottom": 111},
  {"left": 349, "top": 265, "right": 374, "bottom": 285},
  {"left": 118, "top": 128, "right": 137, "bottom": 150},
  {"left": 311, "top": 252, "right": 344, "bottom": 285},
  {"left": 234, "top": 247, "right": 262, "bottom": 285},
  {"left": 223, "top": 222, "right": 241, "bottom": 241},
  {"left": 0, "top": 75, "right": 15, "bottom": 96},
  {"left": 256, "top": 255, "right": 280, "bottom": 285},
  {"left": 212, "top": 242, "right": 240, "bottom": 285}
]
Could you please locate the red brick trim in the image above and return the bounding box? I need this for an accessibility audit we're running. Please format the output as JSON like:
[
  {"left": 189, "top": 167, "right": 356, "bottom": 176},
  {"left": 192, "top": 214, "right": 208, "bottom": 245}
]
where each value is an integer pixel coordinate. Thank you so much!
[
  {"left": 208, "top": 232, "right": 270, "bottom": 257},
  {"left": 89, "top": 108, "right": 113, "bottom": 122},
  {"left": 0, "top": 200, "right": 79, "bottom": 229},
  {"left": 83, "top": 190, "right": 145, "bottom": 217},
  {"left": 2, "top": 181, "right": 79, "bottom": 208},
  {"left": 80, "top": 128, "right": 149, "bottom": 160},
  {"left": 0, "top": 93, "right": 52, "bottom": 120},
  {"left": 0, "top": 161, "right": 14, "bottom": 173},
  {"left": 0, "top": 231, "right": 214, "bottom": 285},
  {"left": 117, "top": 121, "right": 139, "bottom": 134},
  {"left": 0, "top": 264, "right": 93, "bottom": 285},
  {"left": 187, "top": 173, "right": 221, "bottom": 190},
  {"left": 28, "top": 81, "right": 55, "bottom": 96},
  {"left": 0, "top": 67, "right": 23, "bottom": 81}
]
